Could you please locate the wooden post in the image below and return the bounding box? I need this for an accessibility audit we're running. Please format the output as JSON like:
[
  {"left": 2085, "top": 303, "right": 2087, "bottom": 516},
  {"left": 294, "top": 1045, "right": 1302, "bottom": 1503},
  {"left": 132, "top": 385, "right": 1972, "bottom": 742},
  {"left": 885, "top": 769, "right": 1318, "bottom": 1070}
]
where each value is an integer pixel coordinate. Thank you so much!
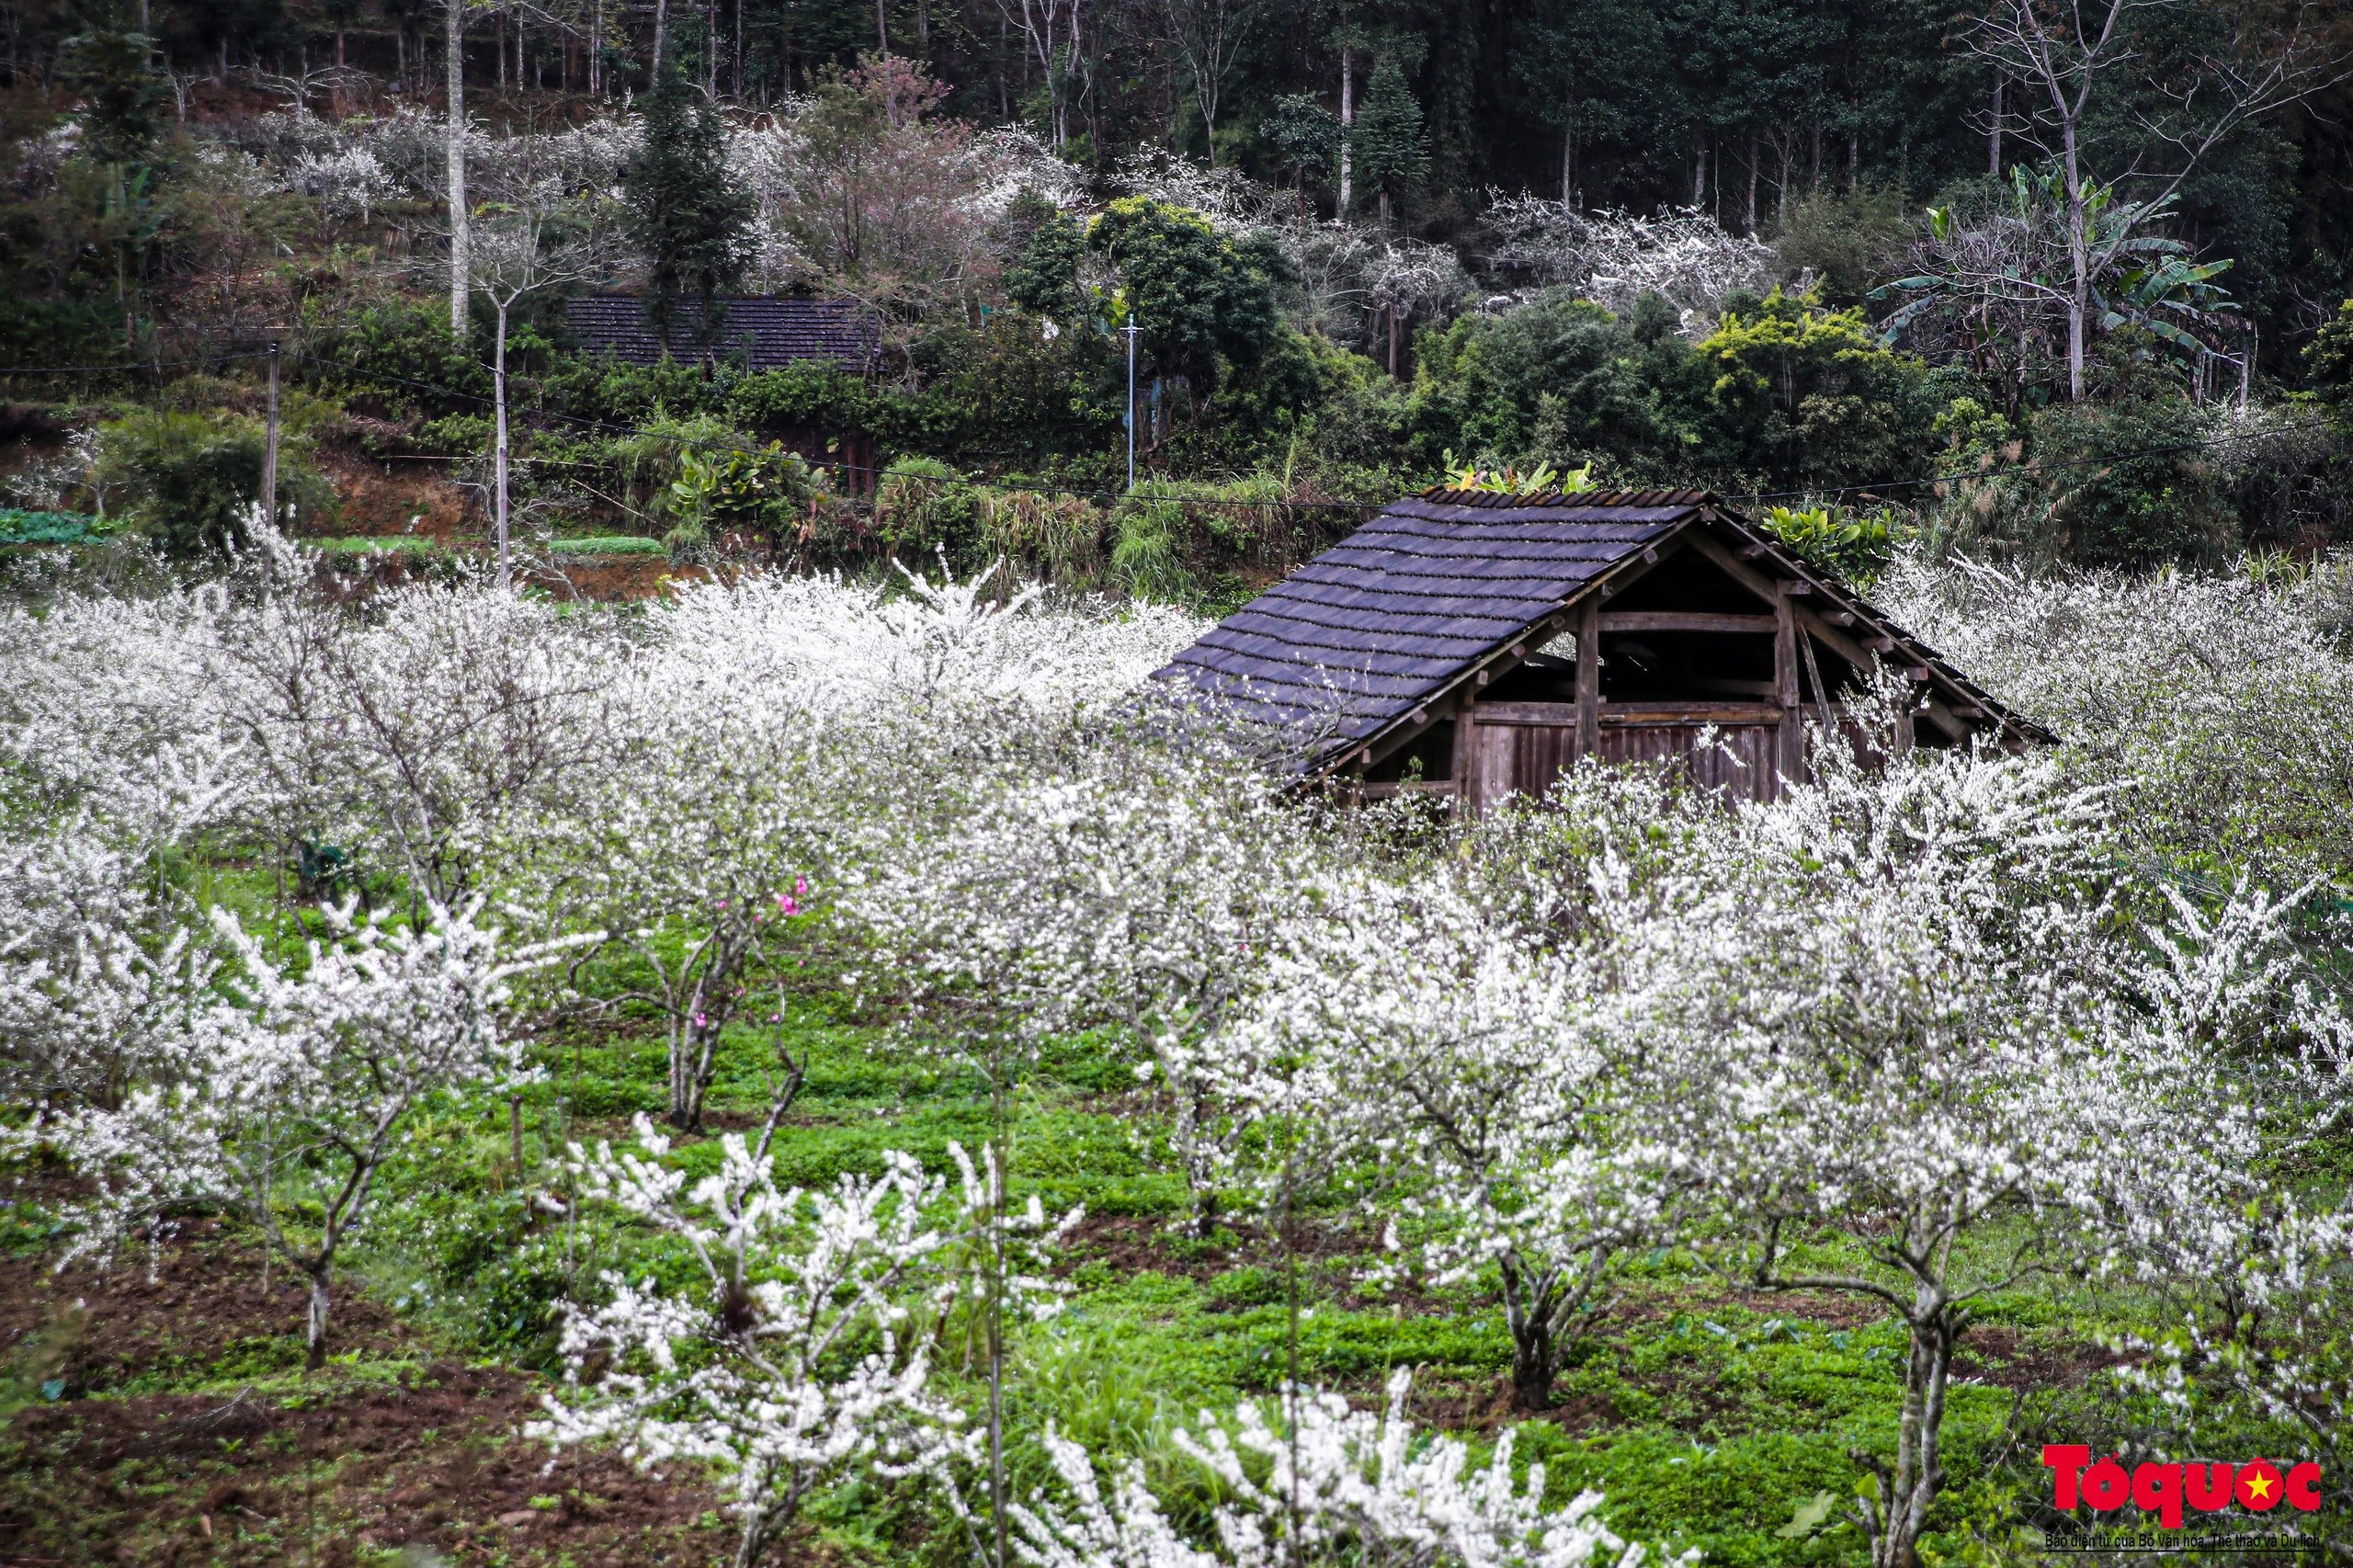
[
  {"left": 1574, "top": 599, "right": 1600, "bottom": 761},
  {"left": 1450, "top": 695, "right": 1478, "bottom": 815},
  {"left": 1773, "top": 588, "right": 1802, "bottom": 786},
  {"left": 262, "top": 340, "right": 280, "bottom": 530}
]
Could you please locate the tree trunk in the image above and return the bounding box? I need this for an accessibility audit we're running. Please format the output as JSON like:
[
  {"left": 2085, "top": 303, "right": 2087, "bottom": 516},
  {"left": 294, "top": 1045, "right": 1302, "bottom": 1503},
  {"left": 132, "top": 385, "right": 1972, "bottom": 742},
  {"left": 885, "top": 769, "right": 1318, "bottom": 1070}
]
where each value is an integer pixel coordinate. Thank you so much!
[
  {"left": 1501, "top": 1262, "right": 1555, "bottom": 1410},
  {"left": 1561, "top": 119, "right": 1574, "bottom": 203},
  {"left": 1745, "top": 134, "right": 1758, "bottom": 234},
  {"left": 305, "top": 1273, "right": 332, "bottom": 1370},
  {"left": 446, "top": 0, "right": 468, "bottom": 339},
  {"left": 1988, "top": 73, "right": 2003, "bottom": 173},
  {"left": 653, "top": 0, "right": 667, "bottom": 74},
  {"left": 875, "top": 0, "right": 887, "bottom": 54},
  {"left": 1867, "top": 1303, "right": 1954, "bottom": 1568},
  {"left": 1336, "top": 47, "right": 1353, "bottom": 216},
  {"left": 493, "top": 304, "right": 510, "bottom": 587},
  {"left": 2063, "top": 122, "right": 2087, "bottom": 401}
]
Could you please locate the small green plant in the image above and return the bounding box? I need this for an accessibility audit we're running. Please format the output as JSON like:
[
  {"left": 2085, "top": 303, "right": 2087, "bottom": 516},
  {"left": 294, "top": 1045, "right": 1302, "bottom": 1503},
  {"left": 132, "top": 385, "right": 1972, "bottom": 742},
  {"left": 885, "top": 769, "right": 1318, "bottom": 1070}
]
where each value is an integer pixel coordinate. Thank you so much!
[
  {"left": 0, "top": 508, "right": 111, "bottom": 546},
  {"left": 1439, "top": 452, "right": 1597, "bottom": 494},
  {"left": 1759, "top": 503, "right": 1896, "bottom": 586},
  {"left": 660, "top": 442, "right": 824, "bottom": 562}
]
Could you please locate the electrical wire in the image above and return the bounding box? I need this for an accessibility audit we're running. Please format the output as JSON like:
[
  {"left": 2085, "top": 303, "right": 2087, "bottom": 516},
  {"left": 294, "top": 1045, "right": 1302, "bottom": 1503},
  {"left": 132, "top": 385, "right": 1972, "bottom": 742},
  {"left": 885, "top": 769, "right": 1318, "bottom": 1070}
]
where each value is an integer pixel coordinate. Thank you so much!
[
  {"left": 0, "top": 350, "right": 275, "bottom": 376},
  {"left": 300, "top": 352, "right": 1384, "bottom": 511},
  {"left": 1728, "top": 419, "right": 2300, "bottom": 505}
]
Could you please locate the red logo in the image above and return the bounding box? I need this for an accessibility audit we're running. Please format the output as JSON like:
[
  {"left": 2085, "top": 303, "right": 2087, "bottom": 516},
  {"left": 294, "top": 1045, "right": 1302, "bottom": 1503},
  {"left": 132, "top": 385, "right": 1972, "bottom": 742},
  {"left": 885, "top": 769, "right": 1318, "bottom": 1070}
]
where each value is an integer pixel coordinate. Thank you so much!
[{"left": 2043, "top": 1446, "right": 2323, "bottom": 1529}]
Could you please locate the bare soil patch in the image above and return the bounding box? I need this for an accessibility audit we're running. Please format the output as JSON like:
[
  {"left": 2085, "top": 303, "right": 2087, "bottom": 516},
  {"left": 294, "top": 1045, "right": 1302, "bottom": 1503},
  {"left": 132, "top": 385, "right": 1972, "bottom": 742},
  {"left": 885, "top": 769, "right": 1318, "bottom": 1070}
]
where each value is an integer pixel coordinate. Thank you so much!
[{"left": 0, "top": 1215, "right": 737, "bottom": 1567}]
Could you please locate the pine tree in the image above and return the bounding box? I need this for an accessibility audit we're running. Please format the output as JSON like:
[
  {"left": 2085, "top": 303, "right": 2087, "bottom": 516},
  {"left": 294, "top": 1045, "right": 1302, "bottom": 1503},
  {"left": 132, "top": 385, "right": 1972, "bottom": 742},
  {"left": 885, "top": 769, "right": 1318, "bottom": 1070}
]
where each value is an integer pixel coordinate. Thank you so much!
[
  {"left": 623, "top": 58, "right": 753, "bottom": 349},
  {"left": 1350, "top": 55, "right": 1427, "bottom": 231}
]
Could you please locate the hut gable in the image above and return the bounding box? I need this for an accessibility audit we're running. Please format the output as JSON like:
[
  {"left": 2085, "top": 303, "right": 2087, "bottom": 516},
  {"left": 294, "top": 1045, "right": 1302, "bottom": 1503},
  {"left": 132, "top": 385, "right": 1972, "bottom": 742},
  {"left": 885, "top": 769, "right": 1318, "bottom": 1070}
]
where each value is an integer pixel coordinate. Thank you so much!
[{"left": 1158, "top": 487, "right": 2046, "bottom": 809}]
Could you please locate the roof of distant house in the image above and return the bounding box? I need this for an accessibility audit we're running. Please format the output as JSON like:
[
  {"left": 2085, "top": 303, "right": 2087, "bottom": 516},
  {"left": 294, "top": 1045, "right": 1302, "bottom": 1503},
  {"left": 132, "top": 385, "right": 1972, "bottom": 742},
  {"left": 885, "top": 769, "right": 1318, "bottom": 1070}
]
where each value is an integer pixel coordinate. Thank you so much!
[
  {"left": 563, "top": 295, "right": 881, "bottom": 373},
  {"left": 1156, "top": 486, "right": 2050, "bottom": 771}
]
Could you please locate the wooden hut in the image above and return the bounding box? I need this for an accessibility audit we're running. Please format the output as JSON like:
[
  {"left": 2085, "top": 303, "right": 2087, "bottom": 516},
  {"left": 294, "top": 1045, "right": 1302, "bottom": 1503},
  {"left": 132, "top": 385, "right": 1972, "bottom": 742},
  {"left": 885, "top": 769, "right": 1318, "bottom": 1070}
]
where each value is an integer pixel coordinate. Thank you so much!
[{"left": 1157, "top": 486, "right": 2047, "bottom": 810}]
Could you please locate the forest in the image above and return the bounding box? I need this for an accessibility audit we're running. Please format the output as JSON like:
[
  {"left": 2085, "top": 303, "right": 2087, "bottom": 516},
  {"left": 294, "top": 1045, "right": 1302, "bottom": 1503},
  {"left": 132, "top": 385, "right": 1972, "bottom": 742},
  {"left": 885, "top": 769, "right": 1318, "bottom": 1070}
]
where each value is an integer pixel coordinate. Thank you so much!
[
  {"left": 6, "top": 2, "right": 2353, "bottom": 1567},
  {"left": 1, "top": 0, "right": 2352, "bottom": 580}
]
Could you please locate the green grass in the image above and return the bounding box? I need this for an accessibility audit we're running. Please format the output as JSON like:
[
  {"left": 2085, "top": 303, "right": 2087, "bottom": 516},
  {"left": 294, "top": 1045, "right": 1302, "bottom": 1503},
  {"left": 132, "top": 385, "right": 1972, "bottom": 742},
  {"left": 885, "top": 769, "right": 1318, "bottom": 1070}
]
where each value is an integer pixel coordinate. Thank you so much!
[
  {"left": 20, "top": 891, "right": 2310, "bottom": 1568},
  {"left": 548, "top": 534, "right": 663, "bottom": 557},
  {"left": 313, "top": 535, "right": 445, "bottom": 560}
]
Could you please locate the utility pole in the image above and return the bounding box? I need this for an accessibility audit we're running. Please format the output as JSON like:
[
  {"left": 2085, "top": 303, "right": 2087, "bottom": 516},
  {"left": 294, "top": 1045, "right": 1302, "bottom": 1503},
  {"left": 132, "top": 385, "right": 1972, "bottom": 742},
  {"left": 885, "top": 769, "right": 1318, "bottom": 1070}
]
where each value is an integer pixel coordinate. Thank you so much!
[
  {"left": 1124, "top": 318, "right": 1140, "bottom": 491},
  {"left": 263, "top": 340, "right": 281, "bottom": 530}
]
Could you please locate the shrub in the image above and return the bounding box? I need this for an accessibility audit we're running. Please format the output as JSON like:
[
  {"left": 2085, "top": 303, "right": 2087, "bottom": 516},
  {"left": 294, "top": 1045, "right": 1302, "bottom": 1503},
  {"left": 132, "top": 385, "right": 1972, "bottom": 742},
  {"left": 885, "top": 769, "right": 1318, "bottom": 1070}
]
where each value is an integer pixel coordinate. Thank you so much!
[
  {"left": 96, "top": 408, "right": 330, "bottom": 559},
  {"left": 0, "top": 507, "right": 111, "bottom": 546},
  {"left": 1757, "top": 505, "right": 1898, "bottom": 588},
  {"left": 872, "top": 455, "right": 984, "bottom": 568},
  {"left": 305, "top": 298, "right": 494, "bottom": 416},
  {"left": 1693, "top": 287, "right": 1942, "bottom": 492}
]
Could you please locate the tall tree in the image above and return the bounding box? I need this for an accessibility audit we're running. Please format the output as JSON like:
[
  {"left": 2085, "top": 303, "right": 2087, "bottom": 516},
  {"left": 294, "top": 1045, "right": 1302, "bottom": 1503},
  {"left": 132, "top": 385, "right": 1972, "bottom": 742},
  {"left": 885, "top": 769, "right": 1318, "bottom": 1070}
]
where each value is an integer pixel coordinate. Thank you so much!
[
  {"left": 1350, "top": 51, "right": 1425, "bottom": 231},
  {"left": 1157, "top": 0, "right": 1260, "bottom": 165},
  {"left": 445, "top": 0, "right": 468, "bottom": 336},
  {"left": 1513, "top": 0, "right": 1665, "bottom": 204},
  {"left": 1972, "top": 0, "right": 2349, "bottom": 399},
  {"left": 623, "top": 58, "right": 754, "bottom": 345},
  {"left": 60, "top": 3, "right": 165, "bottom": 338},
  {"left": 1261, "top": 92, "right": 1340, "bottom": 216}
]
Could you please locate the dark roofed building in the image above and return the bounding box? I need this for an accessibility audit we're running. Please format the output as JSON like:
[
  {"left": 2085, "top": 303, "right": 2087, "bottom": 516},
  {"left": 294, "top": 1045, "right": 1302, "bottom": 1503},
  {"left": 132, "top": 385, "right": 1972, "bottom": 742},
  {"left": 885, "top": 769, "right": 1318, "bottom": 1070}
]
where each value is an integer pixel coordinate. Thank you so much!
[
  {"left": 1158, "top": 486, "right": 2046, "bottom": 810},
  {"left": 563, "top": 295, "right": 881, "bottom": 374}
]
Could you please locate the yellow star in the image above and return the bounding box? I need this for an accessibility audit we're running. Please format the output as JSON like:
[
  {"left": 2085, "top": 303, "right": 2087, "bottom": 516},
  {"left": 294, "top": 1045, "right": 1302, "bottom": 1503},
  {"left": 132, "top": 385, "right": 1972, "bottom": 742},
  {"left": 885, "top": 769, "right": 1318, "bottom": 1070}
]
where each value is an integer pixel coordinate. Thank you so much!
[{"left": 2246, "top": 1473, "right": 2276, "bottom": 1503}]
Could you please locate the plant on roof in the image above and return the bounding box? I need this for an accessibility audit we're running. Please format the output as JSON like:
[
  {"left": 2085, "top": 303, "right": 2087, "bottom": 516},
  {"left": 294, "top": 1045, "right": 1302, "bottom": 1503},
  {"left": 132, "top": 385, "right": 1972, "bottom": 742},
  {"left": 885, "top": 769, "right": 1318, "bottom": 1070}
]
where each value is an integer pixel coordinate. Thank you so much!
[{"left": 1439, "top": 452, "right": 1597, "bottom": 494}]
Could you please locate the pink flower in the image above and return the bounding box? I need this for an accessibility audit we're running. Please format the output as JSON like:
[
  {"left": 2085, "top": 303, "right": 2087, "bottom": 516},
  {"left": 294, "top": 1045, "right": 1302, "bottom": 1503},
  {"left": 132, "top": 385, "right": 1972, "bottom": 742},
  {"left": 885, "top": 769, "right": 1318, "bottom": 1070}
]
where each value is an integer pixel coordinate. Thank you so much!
[
  {"left": 777, "top": 895, "right": 801, "bottom": 916},
  {"left": 693, "top": 1012, "right": 708, "bottom": 1029},
  {"left": 716, "top": 900, "right": 729, "bottom": 911},
  {"left": 794, "top": 877, "right": 809, "bottom": 897}
]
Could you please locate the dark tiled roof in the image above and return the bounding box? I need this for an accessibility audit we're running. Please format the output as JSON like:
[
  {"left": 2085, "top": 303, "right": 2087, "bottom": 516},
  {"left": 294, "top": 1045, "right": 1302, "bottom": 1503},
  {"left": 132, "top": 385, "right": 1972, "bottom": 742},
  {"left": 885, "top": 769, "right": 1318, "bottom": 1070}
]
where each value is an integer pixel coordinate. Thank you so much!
[
  {"left": 563, "top": 295, "right": 880, "bottom": 372},
  {"left": 1162, "top": 490, "right": 1709, "bottom": 751},
  {"left": 1156, "top": 486, "right": 2050, "bottom": 768}
]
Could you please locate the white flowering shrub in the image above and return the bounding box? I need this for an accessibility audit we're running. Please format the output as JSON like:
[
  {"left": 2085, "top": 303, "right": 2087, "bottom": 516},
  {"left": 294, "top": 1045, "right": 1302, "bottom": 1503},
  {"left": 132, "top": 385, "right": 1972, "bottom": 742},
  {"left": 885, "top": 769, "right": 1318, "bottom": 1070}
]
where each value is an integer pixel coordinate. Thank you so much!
[
  {"left": 536, "top": 1119, "right": 1076, "bottom": 1568},
  {"left": 850, "top": 744, "right": 1310, "bottom": 1223},
  {"left": 1878, "top": 553, "right": 2353, "bottom": 878},
  {"left": 50, "top": 897, "right": 577, "bottom": 1366},
  {"left": 1221, "top": 862, "right": 1670, "bottom": 1413},
  {"left": 1587, "top": 743, "right": 2319, "bottom": 1568},
  {"left": 1013, "top": 1369, "right": 1690, "bottom": 1568},
  {"left": 0, "top": 812, "right": 220, "bottom": 1115}
]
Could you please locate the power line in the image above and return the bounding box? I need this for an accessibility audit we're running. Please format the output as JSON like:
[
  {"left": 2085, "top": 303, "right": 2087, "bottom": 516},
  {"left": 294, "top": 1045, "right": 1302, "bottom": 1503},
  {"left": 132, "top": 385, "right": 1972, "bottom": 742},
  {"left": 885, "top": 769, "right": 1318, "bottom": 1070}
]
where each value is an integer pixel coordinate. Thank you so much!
[
  {"left": 1725, "top": 419, "right": 2302, "bottom": 506},
  {"left": 301, "top": 352, "right": 1383, "bottom": 512},
  {"left": 0, "top": 350, "right": 275, "bottom": 376}
]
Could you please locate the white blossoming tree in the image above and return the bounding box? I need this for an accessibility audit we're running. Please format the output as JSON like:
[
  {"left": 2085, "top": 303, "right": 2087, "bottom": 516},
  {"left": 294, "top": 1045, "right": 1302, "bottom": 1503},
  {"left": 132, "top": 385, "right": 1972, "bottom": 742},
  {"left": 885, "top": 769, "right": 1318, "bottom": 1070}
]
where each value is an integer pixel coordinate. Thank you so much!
[
  {"left": 53, "top": 897, "right": 577, "bottom": 1368},
  {"left": 1610, "top": 749, "right": 2279, "bottom": 1568},
  {"left": 1225, "top": 864, "right": 1670, "bottom": 1413},
  {"left": 536, "top": 1119, "right": 1076, "bottom": 1568},
  {"left": 0, "top": 812, "right": 222, "bottom": 1115}
]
